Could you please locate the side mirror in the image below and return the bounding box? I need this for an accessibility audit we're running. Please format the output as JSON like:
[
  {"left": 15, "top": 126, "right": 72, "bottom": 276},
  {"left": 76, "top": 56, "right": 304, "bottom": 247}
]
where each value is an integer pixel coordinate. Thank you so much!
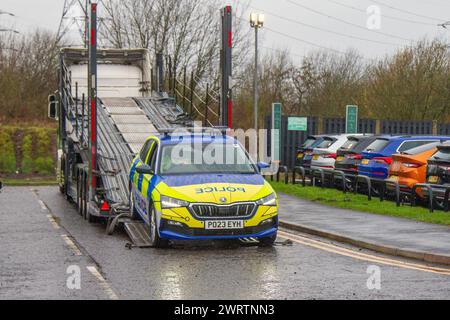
[
  {"left": 48, "top": 94, "right": 58, "bottom": 120},
  {"left": 257, "top": 162, "right": 270, "bottom": 170},
  {"left": 136, "top": 164, "right": 155, "bottom": 175}
]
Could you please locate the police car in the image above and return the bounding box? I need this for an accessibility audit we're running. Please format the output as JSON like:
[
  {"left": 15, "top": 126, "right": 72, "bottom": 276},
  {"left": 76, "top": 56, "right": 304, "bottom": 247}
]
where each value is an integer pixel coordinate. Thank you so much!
[{"left": 129, "top": 130, "right": 278, "bottom": 248}]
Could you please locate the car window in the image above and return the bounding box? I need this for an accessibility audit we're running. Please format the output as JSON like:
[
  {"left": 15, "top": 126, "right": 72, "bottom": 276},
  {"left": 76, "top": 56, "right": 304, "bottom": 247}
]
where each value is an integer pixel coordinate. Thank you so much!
[
  {"left": 340, "top": 138, "right": 359, "bottom": 150},
  {"left": 148, "top": 143, "right": 158, "bottom": 168},
  {"left": 364, "top": 139, "right": 390, "bottom": 152},
  {"left": 159, "top": 142, "right": 256, "bottom": 175},
  {"left": 139, "top": 139, "right": 153, "bottom": 161},
  {"left": 300, "top": 137, "right": 317, "bottom": 148},
  {"left": 315, "top": 138, "right": 336, "bottom": 149},
  {"left": 401, "top": 141, "right": 443, "bottom": 155},
  {"left": 398, "top": 140, "right": 438, "bottom": 152},
  {"left": 432, "top": 147, "right": 450, "bottom": 161}
]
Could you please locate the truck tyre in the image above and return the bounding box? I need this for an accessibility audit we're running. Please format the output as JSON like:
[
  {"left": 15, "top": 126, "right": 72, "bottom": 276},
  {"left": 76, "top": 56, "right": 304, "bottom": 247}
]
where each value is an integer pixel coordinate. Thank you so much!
[
  {"left": 148, "top": 204, "right": 169, "bottom": 248},
  {"left": 258, "top": 233, "right": 277, "bottom": 247}
]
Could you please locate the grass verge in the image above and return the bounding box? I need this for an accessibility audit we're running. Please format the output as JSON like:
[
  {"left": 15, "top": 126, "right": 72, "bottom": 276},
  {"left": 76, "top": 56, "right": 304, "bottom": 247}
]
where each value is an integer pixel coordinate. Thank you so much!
[
  {"left": 2, "top": 177, "right": 58, "bottom": 186},
  {"left": 270, "top": 181, "right": 450, "bottom": 226}
]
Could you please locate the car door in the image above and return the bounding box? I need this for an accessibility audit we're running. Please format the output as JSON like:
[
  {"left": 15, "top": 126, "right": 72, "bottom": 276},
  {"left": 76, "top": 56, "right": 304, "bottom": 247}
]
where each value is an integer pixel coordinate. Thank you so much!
[
  {"left": 132, "top": 139, "right": 155, "bottom": 218},
  {"left": 139, "top": 139, "right": 159, "bottom": 203}
]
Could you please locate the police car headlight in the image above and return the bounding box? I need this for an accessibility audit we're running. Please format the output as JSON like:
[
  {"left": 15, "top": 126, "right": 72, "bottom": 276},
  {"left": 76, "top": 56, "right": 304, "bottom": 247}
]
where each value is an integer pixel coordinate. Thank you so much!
[
  {"left": 256, "top": 193, "right": 277, "bottom": 206},
  {"left": 160, "top": 195, "right": 189, "bottom": 209}
]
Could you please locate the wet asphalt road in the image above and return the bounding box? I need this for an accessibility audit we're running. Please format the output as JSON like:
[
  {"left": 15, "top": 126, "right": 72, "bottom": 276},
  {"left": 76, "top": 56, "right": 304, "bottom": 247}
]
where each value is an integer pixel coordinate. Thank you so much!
[{"left": 1, "top": 186, "right": 449, "bottom": 300}]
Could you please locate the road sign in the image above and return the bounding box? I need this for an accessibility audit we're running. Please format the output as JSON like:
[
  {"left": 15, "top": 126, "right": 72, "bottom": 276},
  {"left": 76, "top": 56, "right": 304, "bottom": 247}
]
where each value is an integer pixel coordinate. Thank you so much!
[
  {"left": 346, "top": 105, "right": 358, "bottom": 134},
  {"left": 288, "top": 117, "right": 307, "bottom": 131},
  {"left": 272, "top": 103, "right": 281, "bottom": 162}
]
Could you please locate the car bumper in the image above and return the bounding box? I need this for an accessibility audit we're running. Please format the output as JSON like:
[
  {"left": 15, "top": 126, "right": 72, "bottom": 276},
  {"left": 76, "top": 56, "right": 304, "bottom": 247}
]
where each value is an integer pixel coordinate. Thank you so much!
[
  {"left": 358, "top": 163, "right": 389, "bottom": 179},
  {"left": 159, "top": 217, "right": 278, "bottom": 240}
]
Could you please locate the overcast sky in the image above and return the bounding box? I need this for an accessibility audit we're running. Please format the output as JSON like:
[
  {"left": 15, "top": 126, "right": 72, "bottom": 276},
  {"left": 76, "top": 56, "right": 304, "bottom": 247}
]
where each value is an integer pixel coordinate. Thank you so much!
[{"left": 1, "top": 0, "right": 449, "bottom": 61}]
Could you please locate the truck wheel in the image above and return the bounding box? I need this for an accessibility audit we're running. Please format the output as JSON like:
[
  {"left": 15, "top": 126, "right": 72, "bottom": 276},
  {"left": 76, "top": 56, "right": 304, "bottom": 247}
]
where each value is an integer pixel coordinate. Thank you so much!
[
  {"left": 148, "top": 204, "right": 169, "bottom": 248},
  {"left": 81, "top": 173, "right": 88, "bottom": 220},
  {"left": 258, "top": 233, "right": 277, "bottom": 247}
]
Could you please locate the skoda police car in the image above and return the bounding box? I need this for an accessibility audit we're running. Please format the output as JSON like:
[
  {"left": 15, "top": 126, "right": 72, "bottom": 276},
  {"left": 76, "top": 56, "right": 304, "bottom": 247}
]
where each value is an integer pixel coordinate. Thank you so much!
[{"left": 129, "top": 130, "right": 278, "bottom": 248}]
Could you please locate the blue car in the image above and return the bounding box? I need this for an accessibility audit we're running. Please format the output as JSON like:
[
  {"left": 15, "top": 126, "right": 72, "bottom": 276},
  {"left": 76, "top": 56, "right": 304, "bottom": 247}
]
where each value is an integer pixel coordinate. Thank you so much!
[{"left": 358, "top": 136, "right": 450, "bottom": 179}]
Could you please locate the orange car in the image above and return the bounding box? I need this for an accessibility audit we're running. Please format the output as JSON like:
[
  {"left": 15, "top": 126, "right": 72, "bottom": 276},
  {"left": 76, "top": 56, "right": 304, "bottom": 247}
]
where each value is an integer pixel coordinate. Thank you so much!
[{"left": 387, "top": 141, "right": 444, "bottom": 197}]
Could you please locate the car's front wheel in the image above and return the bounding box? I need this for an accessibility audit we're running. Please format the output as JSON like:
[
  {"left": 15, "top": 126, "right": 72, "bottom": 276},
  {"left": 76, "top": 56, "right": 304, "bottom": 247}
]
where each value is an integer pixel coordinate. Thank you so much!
[
  {"left": 148, "top": 204, "right": 169, "bottom": 248},
  {"left": 258, "top": 233, "right": 277, "bottom": 247}
]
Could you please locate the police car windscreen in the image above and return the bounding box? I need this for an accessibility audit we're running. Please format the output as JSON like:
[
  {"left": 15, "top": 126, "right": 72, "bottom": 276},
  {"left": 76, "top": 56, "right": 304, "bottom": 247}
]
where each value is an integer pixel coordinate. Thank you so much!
[{"left": 159, "top": 143, "right": 256, "bottom": 175}]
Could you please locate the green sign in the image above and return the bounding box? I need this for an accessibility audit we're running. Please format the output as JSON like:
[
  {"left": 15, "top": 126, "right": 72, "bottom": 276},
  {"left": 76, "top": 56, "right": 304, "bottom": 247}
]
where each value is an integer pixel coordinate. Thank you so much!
[
  {"left": 272, "top": 103, "right": 281, "bottom": 162},
  {"left": 288, "top": 117, "right": 307, "bottom": 131},
  {"left": 346, "top": 105, "right": 358, "bottom": 134}
]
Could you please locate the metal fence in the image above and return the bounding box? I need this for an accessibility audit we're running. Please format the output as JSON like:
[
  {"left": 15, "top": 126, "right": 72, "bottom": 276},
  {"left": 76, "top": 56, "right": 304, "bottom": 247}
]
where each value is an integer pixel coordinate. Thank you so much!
[{"left": 265, "top": 116, "right": 450, "bottom": 169}]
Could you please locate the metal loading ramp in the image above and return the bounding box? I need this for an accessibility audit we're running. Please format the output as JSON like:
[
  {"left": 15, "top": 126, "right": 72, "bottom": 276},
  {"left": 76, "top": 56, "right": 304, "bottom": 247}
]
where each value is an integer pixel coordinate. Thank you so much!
[
  {"left": 134, "top": 96, "right": 193, "bottom": 130},
  {"left": 97, "top": 97, "right": 157, "bottom": 209}
]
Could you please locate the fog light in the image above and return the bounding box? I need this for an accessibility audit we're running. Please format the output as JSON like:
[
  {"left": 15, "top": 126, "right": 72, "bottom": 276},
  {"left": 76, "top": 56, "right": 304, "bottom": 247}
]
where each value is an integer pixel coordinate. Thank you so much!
[
  {"left": 260, "top": 218, "right": 273, "bottom": 225},
  {"left": 168, "top": 220, "right": 184, "bottom": 227}
]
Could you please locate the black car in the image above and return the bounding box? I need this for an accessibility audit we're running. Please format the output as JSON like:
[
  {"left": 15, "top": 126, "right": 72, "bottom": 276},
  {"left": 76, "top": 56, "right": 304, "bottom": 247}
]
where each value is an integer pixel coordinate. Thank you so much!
[
  {"left": 426, "top": 142, "right": 450, "bottom": 208},
  {"left": 295, "top": 135, "right": 325, "bottom": 167},
  {"left": 334, "top": 135, "right": 376, "bottom": 175}
]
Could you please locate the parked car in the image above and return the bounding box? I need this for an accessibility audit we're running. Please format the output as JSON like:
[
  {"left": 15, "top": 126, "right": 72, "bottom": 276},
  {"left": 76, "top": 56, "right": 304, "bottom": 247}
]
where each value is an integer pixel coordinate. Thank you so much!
[
  {"left": 387, "top": 141, "right": 445, "bottom": 197},
  {"left": 426, "top": 142, "right": 450, "bottom": 209},
  {"left": 300, "top": 135, "right": 338, "bottom": 168},
  {"left": 334, "top": 135, "right": 377, "bottom": 175},
  {"left": 310, "top": 134, "right": 366, "bottom": 170},
  {"left": 358, "top": 136, "right": 450, "bottom": 180},
  {"left": 295, "top": 135, "right": 326, "bottom": 167}
]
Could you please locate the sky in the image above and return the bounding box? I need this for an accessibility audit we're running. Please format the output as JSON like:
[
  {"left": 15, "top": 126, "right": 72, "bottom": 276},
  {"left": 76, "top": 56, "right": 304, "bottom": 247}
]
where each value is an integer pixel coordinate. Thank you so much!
[{"left": 1, "top": 0, "right": 449, "bottom": 62}]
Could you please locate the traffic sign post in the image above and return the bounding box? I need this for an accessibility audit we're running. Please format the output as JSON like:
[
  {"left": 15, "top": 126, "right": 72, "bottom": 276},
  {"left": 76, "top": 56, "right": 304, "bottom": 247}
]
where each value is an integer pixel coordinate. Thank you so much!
[
  {"left": 346, "top": 105, "right": 358, "bottom": 134},
  {"left": 272, "top": 103, "right": 281, "bottom": 162}
]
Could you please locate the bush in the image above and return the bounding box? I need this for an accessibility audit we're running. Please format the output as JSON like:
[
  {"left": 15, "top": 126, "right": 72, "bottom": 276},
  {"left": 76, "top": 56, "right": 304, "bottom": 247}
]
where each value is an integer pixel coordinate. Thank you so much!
[{"left": 0, "top": 131, "right": 16, "bottom": 173}]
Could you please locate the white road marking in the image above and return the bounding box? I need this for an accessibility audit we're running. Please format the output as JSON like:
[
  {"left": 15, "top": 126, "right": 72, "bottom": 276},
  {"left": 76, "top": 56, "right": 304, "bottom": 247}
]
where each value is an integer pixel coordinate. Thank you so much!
[
  {"left": 61, "top": 234, "right": 83, "bottom": 256},
  {"left": 87, "top": 266, "right": 119, "bottom": 300},
  {"left": 278, "top": 230, "right": 450, "bottom": 276},
  {"left": 38, "top": 200, "right": 48, "bottom": 211},
  {"left": 46, "top": 214, "right": 60, "bottom": 230}
]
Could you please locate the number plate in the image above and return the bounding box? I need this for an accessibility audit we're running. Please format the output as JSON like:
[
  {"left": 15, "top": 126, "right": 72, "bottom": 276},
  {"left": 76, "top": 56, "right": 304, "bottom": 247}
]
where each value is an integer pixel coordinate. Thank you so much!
[
  {"left": 313, "top": 155, "right": 319, "bottom": 160},
  {"left": 336, "top": 156, "right": 344, "bottom": 162},
  {"left": 297, "top": 153, "right": 304, "bottom": 159},
  {"left": 428, "top": 176, "right": 439, "bottom": 183},
  {"left": 361, "top": 159, "right": 370, "bottom": 165},
  {"left": 389, "top": 175, "right": 399, "bottom": 181},
  {"left": 204, "top": 220, "right": 244, "bottom": 230}
]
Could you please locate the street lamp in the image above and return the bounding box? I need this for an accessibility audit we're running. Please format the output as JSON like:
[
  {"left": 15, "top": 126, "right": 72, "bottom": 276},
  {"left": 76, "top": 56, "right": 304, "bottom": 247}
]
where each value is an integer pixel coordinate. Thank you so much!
[{"left": 250, "top": 12, "right": 264, "bottom": 131}]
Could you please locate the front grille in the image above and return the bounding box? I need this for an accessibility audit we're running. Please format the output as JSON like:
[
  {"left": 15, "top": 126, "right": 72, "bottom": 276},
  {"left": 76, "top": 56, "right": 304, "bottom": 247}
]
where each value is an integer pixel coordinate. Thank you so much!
[{"left": 190, "top": 203, "right": 256, "bottom": 219}]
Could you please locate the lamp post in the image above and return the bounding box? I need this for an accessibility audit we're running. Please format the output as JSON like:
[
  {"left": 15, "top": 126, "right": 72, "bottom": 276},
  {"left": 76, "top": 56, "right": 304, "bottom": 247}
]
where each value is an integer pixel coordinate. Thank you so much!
[{"left": 250, "top": 12, "right": 264, "bottom": 131}]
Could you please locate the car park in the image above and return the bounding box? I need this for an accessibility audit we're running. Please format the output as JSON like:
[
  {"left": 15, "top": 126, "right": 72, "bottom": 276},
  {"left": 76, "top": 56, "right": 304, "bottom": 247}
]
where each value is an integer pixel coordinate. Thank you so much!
[
  {"left": 310, "top": 134, "right": 365, "bottom": 170},
  {"left": 129, "top": 131, "right": 279, "bottom": 248},
  {"left": 425, "top": 142, "right": 450, "bottom": 209},
  {"left": 358, "top": 136, "right": 449, "bottom": 180},
  {"left": 387, "top": 141, "right": 444, "bottom": 197}
]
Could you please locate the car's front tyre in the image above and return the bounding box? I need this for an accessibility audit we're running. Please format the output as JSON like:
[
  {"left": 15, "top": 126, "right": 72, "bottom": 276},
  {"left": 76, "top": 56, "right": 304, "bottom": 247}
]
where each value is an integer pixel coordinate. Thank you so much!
[
  {"left": 258, "top": 233, "right": 277, "bottom": 247},
  {"left": 148, "top": 204, "right": 169, "bottom": 248}
]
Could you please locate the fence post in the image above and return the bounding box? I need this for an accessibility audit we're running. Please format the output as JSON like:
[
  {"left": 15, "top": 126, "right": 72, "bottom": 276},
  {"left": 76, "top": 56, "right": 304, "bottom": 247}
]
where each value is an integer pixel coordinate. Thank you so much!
[
  {"left": 375, "top": 119, "right": 381, "bottom": 134},
  {"left": 317, "top": 117, "right": 324, "bottom": 134},
  {"left": 432, "top": 120, "right": 438, "bottom": 135}
]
